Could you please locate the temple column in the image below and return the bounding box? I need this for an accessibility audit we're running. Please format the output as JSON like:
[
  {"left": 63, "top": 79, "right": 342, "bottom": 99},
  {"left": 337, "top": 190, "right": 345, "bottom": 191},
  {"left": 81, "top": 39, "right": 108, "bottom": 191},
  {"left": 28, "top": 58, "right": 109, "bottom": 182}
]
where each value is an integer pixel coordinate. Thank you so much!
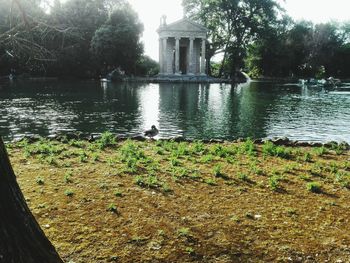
[
  {"left": 175, "top": 37, "right": 180, "bottom": 75},
  {"left": 159, "top": 38, "right": 163, "bottom": 74},
  {"left": 200, "top": 38, "right": 206, "bottom": 75},
  {"left": 162, "top": 37, "right": 168, "bottom": 74},
  {"left": 188, "top": 37, "right": 194, "bottom": 75}
]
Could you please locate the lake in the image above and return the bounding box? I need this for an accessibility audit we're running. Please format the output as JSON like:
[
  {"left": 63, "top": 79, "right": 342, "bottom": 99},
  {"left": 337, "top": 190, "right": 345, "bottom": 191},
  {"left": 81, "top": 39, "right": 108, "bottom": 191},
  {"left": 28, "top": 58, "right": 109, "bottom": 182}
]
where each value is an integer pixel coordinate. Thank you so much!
[{"left": 0, "top": 79, "right": 349, "bottom": 142}]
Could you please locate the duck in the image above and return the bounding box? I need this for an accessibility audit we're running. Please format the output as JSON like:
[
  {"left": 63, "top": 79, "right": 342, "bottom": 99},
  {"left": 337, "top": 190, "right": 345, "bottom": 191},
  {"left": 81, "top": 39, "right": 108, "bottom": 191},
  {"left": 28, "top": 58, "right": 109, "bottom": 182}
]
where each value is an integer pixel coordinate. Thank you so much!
[{"left": 144, "top": 125, "right": 159, "bottom": 138}]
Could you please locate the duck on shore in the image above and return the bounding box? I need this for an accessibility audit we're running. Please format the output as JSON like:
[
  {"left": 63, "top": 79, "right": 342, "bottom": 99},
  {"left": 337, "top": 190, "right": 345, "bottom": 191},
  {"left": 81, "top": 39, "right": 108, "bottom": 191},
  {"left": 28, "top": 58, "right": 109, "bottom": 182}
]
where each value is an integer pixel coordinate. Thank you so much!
[{"left": 144, "top": 125, "right": 159, "bottom": 138}]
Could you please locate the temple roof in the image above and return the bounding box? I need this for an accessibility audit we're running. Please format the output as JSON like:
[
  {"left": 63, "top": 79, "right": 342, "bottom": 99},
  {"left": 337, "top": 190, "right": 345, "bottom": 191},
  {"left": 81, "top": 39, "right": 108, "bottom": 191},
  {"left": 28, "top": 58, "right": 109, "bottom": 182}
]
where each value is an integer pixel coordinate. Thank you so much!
[{"left": 157, "top": 18, "right": 207, "bottom": 39}]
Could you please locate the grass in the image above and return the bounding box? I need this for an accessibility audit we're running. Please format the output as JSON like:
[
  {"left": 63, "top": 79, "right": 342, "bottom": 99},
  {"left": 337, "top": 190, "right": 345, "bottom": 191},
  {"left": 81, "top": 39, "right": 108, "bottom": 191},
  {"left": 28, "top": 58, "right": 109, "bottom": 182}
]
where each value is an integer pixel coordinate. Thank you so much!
[
  {"left": 6, "top": 138, "right": 350, "bottom": 262},
  {"left": 306, "top": 182, "right": 322, "bottom": 193}
]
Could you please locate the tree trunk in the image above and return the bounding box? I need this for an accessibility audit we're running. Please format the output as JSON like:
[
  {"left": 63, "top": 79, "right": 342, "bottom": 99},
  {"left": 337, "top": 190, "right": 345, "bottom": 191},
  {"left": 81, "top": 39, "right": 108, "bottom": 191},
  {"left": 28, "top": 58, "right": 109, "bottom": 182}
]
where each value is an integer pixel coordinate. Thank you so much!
[{"left": 0, "top": 137, "right": 63, "bottom": 263}]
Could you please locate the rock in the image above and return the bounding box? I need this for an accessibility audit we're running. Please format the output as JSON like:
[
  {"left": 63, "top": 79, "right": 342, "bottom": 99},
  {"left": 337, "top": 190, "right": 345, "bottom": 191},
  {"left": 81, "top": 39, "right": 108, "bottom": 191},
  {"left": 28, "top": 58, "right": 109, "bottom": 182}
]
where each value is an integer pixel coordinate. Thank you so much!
[
  {"left": 294, "top": 141, "right": 312, "bottom": 147},
  {"left": 253, "top": 139, "right": 263, "bottom": 144},
  {"left": 272, "top": 137, "right": 290, "bottom": 146},
  {"left": 131, "top": 135, "right": 146, "bottom": 142},
  {"left": 323, "top": 141, "right": 339, "bottom": 148},
  {"left": 309, "top": 142, "right": 323, "bottom": 147},
  {"left": 173, "top": 136, "right": 185, "bottom": 142}
]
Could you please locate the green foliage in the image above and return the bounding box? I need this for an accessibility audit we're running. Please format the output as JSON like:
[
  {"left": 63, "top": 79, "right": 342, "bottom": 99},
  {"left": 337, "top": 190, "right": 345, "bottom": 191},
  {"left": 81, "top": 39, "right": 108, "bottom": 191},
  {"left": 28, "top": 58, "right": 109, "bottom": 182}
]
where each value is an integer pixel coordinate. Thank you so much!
[
  {"left": 183, "top": 0, "right": 284, "bottom": 77},
  {"left": 262, "top": 141, "right": 291, "bottom": 159},
  {"left": 64, "top": 189, "right": 74, "bottom": 197},
  {"left": 177, "top": 227, "right": 190, "bottom": 237},
  {"left": 306, "top": 182, "right": 322, "bottom": 193},
  {"left": 213, "top": 164, "right": 223, "bottom": 177},
  {"left": 269, "top": 176, "right": 280, "bottom": 191},
  {"left": 107, "top": 203, "right": 118, "bottom": 213},
  {"left": 36, "top": 177, "right": 45, "bottom": 185},
  {"left": 135, "top": 55, "right": 159, "bottom": 76},
  {"left": 96, "top": 131, "right": 116, "bottom": 150},
  {"left": 90, "top": 4, "right": 143, "bottom": 74}
]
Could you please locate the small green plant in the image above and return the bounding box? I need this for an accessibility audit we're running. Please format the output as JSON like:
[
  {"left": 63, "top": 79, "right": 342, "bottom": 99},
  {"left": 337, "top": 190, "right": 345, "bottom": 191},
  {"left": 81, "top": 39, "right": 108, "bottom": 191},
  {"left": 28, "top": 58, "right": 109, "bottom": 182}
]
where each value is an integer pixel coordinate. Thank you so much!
[
  {"left": 177, "top": 227, "right": 190, "bottom": 237},
  {"left": 36, "top": 176, "right": 45, "bottom": 185},
  {"left": 185, "top": 247, "right": 195, "bottom": 255},
  {"left": 91, "top": 153, "right": 100, "bottom": 162},
  {"left": 193, "top": 140, "right": 205, "bottom": 153},
  {"left": 299, "top": 174, "right": 311, "bottom": 181},
  {"left": 306, "top": 182, "right": 322, "bottom": 193},
  {"left": 64, "top": 172, "right": 73, "bottom": 183},
  {"left": 96, "top": 131, "right": 116, "bottom": 150},
  {"left": 162, "top": 183, "right": 171, "bottom": 193},
  {"left": 239, "top": 138, "right": 256, "bottom": 156},
  {"left": 170, "top": 157, "right": 181, "bottom": 167},
  {"left": 269, "top": 176, "right": 280, "bottom": 191},
  {"left": 313, "top": 146, "right": 328, "bottom": 156},
  {"left": 302, "top": 152, "right": 312, "bottom": 162},
  {"left": 230, "top": 215, "right": 241, "bottom": 223},
  {"left": 213, "top": 164, "right": 223, "bottom": 177},
  {"left": 204, "top": 178, "right": 216, "bottom": 186},
  {"left": 114, "top": 190, "right": 123, "bottom": 197},
  {"left": 200, "top": 154, "right": 213, "bottom": 163},
  {"left": 286, "top": 208, "right": 297, "bottom": 216},
  {"left": 107, "top": 203, "right": 118, "bottom": 213},
  {"left": 134, "top": 175, "right": 145, "bottom": 186},
  {"left": 237, "top": 173, "right": 249, "bottom": 181},
  {"left": 79, "top": 152, "right": 88, "bottom": 163},
  {"left": 262, "top": 141, "right": 291, "bottom": 159},
  {"left": 64, "top": 189, "right": 74, "bottom": 197}
]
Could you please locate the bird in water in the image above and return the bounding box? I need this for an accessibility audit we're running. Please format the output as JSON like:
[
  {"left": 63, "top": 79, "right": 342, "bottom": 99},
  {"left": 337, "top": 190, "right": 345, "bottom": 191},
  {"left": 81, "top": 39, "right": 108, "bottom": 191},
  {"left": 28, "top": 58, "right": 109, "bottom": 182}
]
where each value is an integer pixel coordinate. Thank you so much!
[{"left": 144, "top": 125, "right": 159, "bottom": 138}]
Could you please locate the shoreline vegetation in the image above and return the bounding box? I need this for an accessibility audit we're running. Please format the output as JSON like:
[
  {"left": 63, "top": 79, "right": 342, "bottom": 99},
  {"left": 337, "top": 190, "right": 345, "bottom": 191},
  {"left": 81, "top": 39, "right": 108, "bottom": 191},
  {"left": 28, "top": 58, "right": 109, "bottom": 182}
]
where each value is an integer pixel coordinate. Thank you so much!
[{"left": 6, "top": 133, "right": 350, "bottom": 262}]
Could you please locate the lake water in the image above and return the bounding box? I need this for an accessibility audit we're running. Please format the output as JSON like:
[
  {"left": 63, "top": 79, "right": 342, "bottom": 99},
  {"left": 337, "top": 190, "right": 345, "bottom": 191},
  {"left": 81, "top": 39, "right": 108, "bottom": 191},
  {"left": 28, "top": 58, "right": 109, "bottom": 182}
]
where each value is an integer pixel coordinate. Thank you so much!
[{"left": 0, "top": 80, "right": 349, "bottom": 142}]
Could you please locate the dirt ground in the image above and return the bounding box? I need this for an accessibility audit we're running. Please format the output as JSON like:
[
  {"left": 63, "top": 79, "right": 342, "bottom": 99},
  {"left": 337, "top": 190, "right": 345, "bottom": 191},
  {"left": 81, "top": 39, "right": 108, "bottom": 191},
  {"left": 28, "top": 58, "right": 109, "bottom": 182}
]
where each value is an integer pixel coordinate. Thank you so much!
[{"left": 6, "top": 138, "right": 350, "bottom": 262}]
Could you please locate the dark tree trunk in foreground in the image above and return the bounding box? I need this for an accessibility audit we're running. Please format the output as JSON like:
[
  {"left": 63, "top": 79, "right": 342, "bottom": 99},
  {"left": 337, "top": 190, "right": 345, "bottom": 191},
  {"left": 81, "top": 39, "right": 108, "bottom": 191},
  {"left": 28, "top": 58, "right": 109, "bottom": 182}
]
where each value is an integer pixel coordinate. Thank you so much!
[{"left": 0, "top": 137, "right": 63, "bottom": 263}]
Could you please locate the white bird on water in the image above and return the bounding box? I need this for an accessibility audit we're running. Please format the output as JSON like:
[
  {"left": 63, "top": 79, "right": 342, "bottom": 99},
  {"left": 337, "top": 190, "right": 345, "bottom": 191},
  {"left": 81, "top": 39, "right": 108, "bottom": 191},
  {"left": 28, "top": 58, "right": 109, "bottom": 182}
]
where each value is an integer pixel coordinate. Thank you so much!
[{"left": 144, "top": 125, "right": 159, "bottom": 138}]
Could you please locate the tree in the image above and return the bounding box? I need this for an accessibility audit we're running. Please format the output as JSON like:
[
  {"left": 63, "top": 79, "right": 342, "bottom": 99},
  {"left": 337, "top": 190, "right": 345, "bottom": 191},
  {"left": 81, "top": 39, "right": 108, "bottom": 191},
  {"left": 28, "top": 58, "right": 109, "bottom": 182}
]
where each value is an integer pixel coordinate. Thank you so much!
[
  {"left": 0, "top": 137, "right": 63, "bottom": 263},
  {"left": 183, "top": 0, "right": 284, "bottom": 77},
  {"left": 90, "top": 3, "right": 143, "bottom": 75}
]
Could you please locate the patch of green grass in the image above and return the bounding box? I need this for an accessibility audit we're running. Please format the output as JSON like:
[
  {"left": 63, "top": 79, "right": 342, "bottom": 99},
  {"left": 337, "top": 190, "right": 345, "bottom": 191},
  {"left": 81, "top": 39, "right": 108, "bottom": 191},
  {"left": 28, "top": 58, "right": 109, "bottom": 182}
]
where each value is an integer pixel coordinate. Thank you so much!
[
  {"left": 95, "top": 131, "right": 116, "bottom": 150},
  {"left": 200, "top": 154, "right": 214, "bottom": 163},
  {"left": 192, "top": 140, "right": 205, "bottom": 154},
  {"left": 269, "top": 175, "right": 280, "bottom": 191},
  {"left": 237, "top": 173, "right": 249, "bottom": 182},
  {"left": 306, "top": 182, "right": 322, "bottom": 193},
  {"left": 302, "top": 152, "right": 312, "bottom": 162},
  {"left": 185, "top": 247, "right": 195, "bottom": 255},
  {"left": 177, "top": 227, "right": 190, "bottom": 237},
  {"left": 213, "top": 164, "right": 224, "bottom": 177},
  {"left": 107, "top": 203, "right": 118, "bottom": 213},
  {"left": 114, "top": 190, "right": 123, "bottom": 197},
  {"left": 286, "top": 208, "right": 297, "bottom": 216},
  {"left": 64, "top": 172, "right": 73, "bottom": 183},
  {"left": 239, "top": 138, "right": 256, "bottom": 156},
  {"left": 64, "top": 189, "right": 74, "bottom": 197},
  {"left": 36, "top": 176, "right": 45, "bottom": 185},
  {"left": 262, "top": 141, "right": 291, "bottom": 159},
  {"left": 210, "top": 144, "right": 230, "bottom": 158},
  {"left": 313, "top": 146, "right": 328, "bottom": 156},
  {"left": 204, "top": 178, "right": 216, "bottom": 186},
  {"left": 170, "top": 157, "right": 181, "bottom": 167}
]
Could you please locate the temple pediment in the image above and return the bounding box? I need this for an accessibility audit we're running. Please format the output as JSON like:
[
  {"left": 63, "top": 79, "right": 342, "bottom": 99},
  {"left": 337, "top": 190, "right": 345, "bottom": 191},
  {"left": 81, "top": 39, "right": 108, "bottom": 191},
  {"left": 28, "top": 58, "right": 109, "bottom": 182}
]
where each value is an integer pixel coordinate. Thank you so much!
[{"left": 158, "top": 18, "right": 208, "bottom": 33}]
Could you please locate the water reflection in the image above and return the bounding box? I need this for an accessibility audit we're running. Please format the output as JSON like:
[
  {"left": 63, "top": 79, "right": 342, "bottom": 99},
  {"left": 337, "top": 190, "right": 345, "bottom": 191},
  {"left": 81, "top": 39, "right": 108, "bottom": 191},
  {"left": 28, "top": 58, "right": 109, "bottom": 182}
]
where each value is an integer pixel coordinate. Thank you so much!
[{"left": 0, "top": 80, "right": 349, "bottom": 142}]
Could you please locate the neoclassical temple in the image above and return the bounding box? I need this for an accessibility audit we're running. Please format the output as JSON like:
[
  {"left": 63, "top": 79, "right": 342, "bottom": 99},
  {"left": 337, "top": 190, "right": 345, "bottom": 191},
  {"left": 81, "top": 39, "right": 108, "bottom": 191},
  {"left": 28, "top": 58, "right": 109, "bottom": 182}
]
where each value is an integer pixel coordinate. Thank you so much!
[{"left": 157, "top": 16, "right": 208, "bottom": 76}]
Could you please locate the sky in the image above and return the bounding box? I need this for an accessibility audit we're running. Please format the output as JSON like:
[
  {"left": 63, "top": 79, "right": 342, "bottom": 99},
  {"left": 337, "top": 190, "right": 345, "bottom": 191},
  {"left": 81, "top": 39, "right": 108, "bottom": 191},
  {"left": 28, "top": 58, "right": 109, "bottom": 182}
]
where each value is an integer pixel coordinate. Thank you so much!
[{"left": 128, "top": 0, "right": 350, "bottom": 61}]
